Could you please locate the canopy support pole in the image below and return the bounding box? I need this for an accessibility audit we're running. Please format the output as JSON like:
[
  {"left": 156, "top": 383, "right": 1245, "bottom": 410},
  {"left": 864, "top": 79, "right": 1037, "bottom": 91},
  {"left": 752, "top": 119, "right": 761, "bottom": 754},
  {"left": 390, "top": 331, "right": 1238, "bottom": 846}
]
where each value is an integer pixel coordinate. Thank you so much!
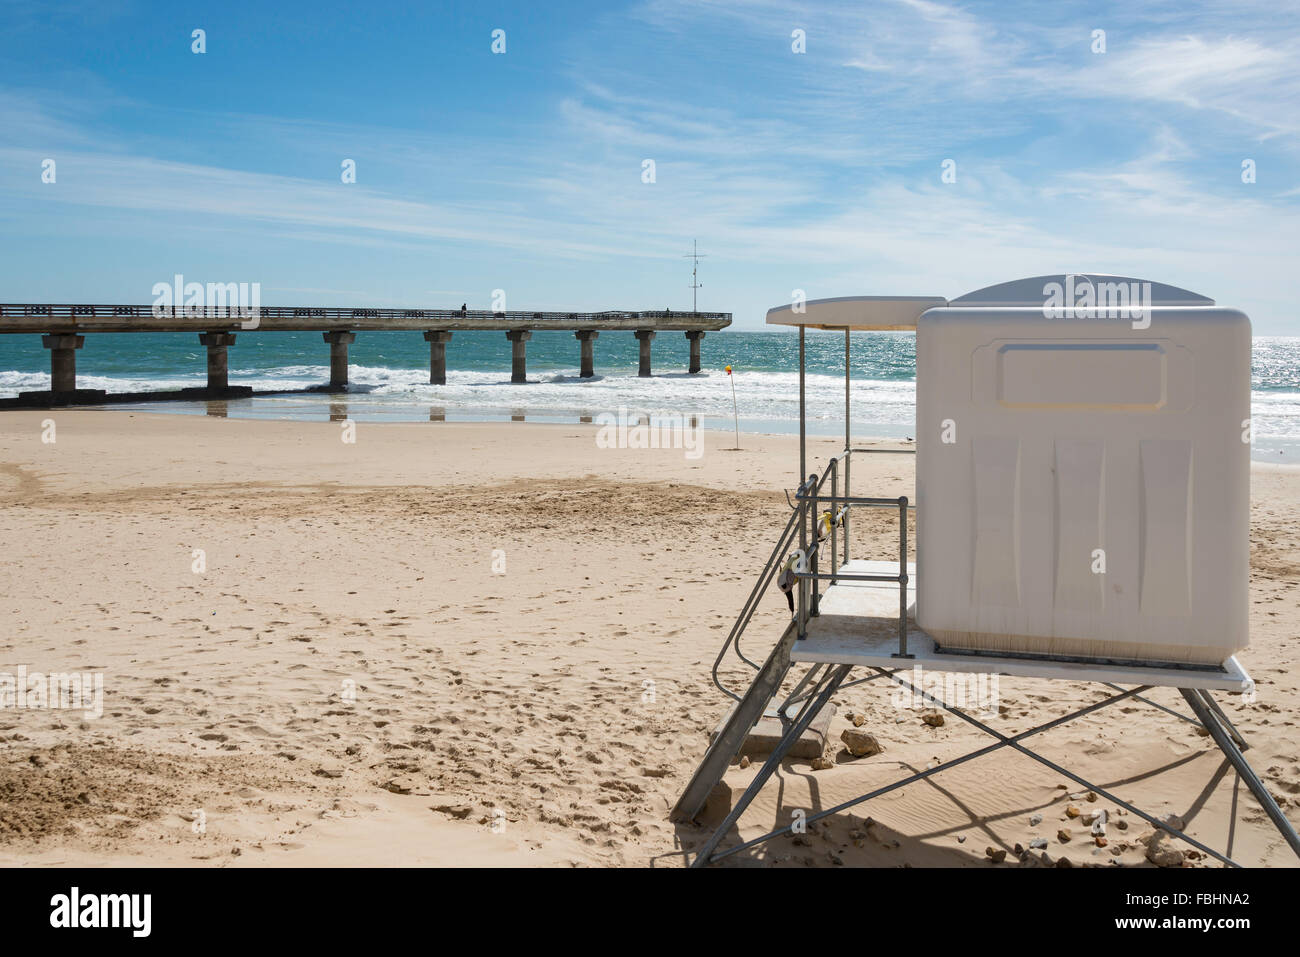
[
  {"left": 798, "top": 327, "right": 806, "bottom": 484},
  {"left": 798, "top": 327, "right": 809, "bottom": 635},
  {"left": 844, "top": 329, "right": 851, "bottom": 567}
]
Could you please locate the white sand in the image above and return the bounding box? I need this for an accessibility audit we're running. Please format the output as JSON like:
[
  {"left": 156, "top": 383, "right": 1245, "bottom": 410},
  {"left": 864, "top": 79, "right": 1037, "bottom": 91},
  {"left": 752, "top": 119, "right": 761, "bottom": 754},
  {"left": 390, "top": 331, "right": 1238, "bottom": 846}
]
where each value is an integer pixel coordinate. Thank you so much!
[{"left": 0, "top": 410, "right": 1296, "bottom": 867}]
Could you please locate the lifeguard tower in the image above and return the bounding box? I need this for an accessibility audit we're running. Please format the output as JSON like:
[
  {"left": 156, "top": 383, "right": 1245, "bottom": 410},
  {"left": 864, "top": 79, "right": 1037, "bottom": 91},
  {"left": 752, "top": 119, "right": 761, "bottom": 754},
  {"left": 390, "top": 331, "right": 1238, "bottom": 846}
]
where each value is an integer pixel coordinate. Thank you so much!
[{"left": 672, "top": 274, "right": 1300, "bottom": 867}]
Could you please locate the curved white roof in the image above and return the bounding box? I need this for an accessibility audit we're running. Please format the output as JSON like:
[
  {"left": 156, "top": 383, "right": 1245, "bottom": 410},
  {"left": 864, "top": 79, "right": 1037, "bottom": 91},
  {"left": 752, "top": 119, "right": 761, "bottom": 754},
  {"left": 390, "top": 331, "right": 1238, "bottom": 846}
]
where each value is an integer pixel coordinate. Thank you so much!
[
  {"left": 765, "top": 275, "right": 1215, "bottom": 330},
  {"left": 951, "top": 274, "right": 1214, "bottom": 307}
]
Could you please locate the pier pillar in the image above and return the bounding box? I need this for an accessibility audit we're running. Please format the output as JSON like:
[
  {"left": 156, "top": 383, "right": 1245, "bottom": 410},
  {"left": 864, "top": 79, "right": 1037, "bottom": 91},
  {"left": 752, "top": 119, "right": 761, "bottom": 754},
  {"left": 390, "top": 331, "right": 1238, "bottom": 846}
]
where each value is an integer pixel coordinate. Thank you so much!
[
  {"left": 198, "top": 332, "right": 236, "bottom": 391},
  {"left": 424, "top": 330, "right": 452, "bottom": 385},
  {"left": 685, "top": 330, "right": 705, "bottom": 374},
  {"left": 575, "top": 330, "right": 598, "bottom": 378},
  {"left": 323, "top": 331, "right": 356, "bottom": 390},
  {"left": 506, "top": 330, "right": 531, "bottom": 383},
  {"left": 635, "top": 330, "right": 655, "bottom": 377},
  {"left": 41, "top": 334, "right": 84, "bottom": 393}
]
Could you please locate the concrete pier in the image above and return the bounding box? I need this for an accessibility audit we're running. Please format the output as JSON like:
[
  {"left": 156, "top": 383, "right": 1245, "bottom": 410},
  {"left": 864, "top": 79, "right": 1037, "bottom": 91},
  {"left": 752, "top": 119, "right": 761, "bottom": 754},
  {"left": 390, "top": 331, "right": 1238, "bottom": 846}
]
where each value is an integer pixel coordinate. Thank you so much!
[
  {"left": 575, "top": 329, "right": 598, "bottom": 378},
  {"left": 198, "top": 332, "right": 236, "bottom": 390},
  {"left": 424, "top": 330, "right": 452, "bottom": 385},
  {"left": 41, "top": 334, "right": 84, "bottom": 392},
  {"left": 3, "top": 301, "right": 731, "bottom": 408},
  {"left": 686, "top": 330, "right": 705, "bottom": 374},
  {"left": 507, "top": 330, "right": 532, "bottom": 383},
  {"left": 635, "top": 330, "right": 655, "bottom": 377},
  {"left": 323, "top": 331, "right": 356, "bottom": 390}
]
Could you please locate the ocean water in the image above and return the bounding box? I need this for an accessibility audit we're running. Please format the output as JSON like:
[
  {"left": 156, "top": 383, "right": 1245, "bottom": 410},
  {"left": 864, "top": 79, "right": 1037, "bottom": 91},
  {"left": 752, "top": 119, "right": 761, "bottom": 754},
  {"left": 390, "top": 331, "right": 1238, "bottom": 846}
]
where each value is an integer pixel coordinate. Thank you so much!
[{"left": 2, "top": 329, "right": 1298, "bottom": 462}]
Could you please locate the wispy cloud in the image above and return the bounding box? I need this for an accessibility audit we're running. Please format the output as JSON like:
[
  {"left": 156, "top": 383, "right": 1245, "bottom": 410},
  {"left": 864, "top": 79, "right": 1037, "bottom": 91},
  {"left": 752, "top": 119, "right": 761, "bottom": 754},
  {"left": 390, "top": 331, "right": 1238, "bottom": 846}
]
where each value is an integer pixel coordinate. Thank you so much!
[{"left": 0, "top": 1, "right": 1297, "bottom": 329}]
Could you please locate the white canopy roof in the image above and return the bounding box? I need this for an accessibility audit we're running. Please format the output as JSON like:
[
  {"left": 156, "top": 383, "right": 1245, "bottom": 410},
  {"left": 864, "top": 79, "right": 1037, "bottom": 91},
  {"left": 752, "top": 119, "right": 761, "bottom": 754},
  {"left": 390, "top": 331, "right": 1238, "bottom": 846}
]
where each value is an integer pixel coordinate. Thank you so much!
[{"left": 765, "top": 295, "right": 946, "bottom": 331}]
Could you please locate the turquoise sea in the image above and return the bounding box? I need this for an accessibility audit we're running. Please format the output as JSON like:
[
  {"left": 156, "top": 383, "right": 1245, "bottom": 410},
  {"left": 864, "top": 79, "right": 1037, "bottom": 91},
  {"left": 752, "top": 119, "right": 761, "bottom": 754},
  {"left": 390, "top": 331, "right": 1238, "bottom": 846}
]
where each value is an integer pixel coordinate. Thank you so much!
[{"left": 2, "top": 329, "right": 1299, "bottom": 461}]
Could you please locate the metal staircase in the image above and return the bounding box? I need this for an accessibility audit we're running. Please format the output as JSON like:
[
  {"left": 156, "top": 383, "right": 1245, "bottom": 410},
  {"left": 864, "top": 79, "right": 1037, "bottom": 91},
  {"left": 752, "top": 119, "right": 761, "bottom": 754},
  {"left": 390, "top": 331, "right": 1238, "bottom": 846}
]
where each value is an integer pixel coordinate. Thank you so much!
[{"left": 671, "top": 450, "right": 912, "bottom": 824}]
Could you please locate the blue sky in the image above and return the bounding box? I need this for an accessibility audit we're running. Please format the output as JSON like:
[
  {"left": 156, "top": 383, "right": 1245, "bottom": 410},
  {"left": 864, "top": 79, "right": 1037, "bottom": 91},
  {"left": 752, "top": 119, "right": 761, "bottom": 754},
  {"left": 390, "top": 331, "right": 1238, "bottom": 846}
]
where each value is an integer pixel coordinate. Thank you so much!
[{"left": 1, "top": 0, "right": 1297, "bottom": 330}]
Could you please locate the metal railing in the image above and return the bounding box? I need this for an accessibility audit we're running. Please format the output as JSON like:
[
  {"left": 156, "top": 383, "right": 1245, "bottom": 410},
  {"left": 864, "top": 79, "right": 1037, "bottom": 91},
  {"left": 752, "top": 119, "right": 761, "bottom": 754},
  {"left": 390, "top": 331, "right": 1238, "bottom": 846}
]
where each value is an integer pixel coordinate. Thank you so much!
[
  {"left": 709, "top": 485, "right": 810, "bottom": 701},
  {"left": 710, "top": 447, "right": 915, "bottom": 699},
  {"left": 794, "top": 452, "right": 911, "bottom": 658}
]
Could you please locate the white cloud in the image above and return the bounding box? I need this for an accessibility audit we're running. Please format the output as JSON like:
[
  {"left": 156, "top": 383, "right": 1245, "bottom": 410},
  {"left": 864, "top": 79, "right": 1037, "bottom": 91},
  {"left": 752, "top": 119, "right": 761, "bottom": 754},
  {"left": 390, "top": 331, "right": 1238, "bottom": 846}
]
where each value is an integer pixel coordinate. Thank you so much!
[{"left": 1, "top": 2, "right": 1298, "bottom": 329}]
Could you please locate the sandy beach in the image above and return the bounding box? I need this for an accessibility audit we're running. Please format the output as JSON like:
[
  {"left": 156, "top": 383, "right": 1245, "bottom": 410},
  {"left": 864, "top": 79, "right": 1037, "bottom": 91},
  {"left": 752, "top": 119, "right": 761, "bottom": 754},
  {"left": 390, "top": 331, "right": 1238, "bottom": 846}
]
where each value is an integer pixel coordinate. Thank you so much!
[{"left": 0, "top": 410, "right": 1297, "bottom": 867}]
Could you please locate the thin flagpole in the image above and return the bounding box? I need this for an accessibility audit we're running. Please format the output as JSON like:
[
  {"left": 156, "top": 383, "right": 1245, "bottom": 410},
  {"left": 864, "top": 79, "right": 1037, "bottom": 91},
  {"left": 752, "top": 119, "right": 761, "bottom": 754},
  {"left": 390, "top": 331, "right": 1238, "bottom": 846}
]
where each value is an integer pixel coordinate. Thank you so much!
[
  {"left": 725, "top": 364, "right": 739, "bottom": 448},
  {"left": 731, "top": 374, "right": 739, "bottom": 448}
]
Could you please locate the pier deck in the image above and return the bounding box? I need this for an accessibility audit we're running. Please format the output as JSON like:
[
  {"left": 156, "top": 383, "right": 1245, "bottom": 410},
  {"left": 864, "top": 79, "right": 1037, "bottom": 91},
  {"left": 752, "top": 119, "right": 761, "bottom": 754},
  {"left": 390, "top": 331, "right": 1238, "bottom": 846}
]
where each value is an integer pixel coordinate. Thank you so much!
[
  {"left": 0, "top": 303, "right": 731, "bottom": 398},
  {"left": 0, "top": 304, "right": 731, "bottom": 333}
]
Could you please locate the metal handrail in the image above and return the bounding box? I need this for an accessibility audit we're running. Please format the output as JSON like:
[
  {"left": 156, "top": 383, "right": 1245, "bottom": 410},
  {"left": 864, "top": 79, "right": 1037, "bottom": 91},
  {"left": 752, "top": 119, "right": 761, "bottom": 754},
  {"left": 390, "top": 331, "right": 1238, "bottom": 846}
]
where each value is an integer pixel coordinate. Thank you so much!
[
  {"left": 709, "top": 448, "right": 917, "bottom": 701},
  {"left": 795, "top": 572, "right": 904, "bottom": 583},
  {"left": 797, "top": 492, "right": 912, "bottom": 506},
  {"left": 793, "top": 450, "right": 911, "bottom": 654},
  {"left": 709, "top": 495, "right": 809, "bottom": 701}
]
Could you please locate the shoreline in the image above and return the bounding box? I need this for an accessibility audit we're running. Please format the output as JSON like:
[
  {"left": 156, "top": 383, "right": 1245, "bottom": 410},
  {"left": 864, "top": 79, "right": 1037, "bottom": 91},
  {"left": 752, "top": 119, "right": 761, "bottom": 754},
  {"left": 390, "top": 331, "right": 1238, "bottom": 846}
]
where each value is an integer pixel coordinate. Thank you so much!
[{"left": 9, "top": 403, "right": 1300, "bottom": 466}]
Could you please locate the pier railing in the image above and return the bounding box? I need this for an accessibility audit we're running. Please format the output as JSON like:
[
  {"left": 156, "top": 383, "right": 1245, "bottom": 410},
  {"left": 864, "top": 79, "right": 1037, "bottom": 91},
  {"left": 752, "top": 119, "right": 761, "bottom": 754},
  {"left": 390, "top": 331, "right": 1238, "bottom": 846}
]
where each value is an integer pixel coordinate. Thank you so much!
[
  {"left": 0, "top": 303, "right": 731, "bottom": 333},
  {"left": 0, "top": 302, "right": 731, "bottom": 400}
]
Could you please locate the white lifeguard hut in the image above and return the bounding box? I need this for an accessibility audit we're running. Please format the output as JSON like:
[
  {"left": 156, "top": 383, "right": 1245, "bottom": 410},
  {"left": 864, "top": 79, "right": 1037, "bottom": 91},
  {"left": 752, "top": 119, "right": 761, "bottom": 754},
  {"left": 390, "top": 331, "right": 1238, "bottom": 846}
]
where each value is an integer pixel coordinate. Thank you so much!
[{"left": 672, "top": 274, "right": 1299, "bottom": 867}]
